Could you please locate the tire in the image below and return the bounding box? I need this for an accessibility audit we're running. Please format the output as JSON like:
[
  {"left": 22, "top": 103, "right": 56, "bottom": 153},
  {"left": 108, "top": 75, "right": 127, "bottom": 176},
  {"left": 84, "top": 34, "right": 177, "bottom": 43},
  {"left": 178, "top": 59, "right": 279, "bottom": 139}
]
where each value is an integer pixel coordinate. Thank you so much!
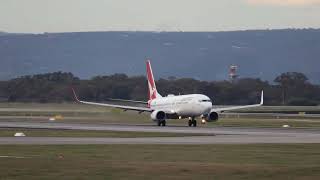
[
  {"left": 157, "top": 120, "right": 161, "bottom": 126},
  {"left": 162, "top": 120, "right": 166, "bottom": 126},
  {"left": 188, "top": 120, "right": 192, "bottom": 127},
  {"left": 193, "top": 120, "right": 197, "bottom": 127}
]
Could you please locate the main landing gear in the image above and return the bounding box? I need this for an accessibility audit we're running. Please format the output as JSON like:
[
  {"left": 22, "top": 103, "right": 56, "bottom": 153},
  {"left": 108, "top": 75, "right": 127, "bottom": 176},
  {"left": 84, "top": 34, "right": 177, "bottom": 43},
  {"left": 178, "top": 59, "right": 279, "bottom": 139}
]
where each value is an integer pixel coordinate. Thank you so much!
[
  {"left": 188, "top": 117, "right": 197, "bottom": 127},
  {"left": 157, "top": 120, "right": 166, "bottom": 126}
]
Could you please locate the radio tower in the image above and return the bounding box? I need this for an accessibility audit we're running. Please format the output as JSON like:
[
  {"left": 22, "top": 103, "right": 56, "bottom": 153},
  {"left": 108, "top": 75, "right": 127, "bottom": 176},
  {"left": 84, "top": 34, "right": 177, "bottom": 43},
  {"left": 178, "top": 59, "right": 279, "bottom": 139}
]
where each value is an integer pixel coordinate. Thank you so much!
[{"left": 229, "top": 65, "right": 239, "bottom": 82}]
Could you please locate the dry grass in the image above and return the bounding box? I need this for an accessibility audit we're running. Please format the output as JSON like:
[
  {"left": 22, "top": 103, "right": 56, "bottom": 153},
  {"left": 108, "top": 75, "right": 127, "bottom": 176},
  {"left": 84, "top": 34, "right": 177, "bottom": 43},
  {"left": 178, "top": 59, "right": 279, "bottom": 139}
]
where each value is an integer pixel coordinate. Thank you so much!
[{"left": 0, "top": 144, "right": 320, "bottom": 179}]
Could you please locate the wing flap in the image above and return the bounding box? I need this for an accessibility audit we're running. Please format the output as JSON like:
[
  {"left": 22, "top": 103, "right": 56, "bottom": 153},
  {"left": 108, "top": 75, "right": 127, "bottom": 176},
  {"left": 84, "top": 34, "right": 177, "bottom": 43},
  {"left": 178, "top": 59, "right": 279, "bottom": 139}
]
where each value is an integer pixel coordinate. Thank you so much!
[
  {"left": 106, "top": 98, "right": 148, "bottom": 104},
  {"left": 78, "top": 100, "right": 152, "bottom": 112},
  {"left": 72, "top": 88, "right": 152, "bottom": 112}
]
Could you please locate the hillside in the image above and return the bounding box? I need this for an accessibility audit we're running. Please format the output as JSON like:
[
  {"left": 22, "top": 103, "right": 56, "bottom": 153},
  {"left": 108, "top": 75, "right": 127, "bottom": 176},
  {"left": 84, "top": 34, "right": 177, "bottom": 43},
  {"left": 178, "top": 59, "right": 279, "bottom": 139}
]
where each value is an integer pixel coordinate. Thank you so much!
[{"left": 0, "top": 29, "right": 319, "bottom": 82}]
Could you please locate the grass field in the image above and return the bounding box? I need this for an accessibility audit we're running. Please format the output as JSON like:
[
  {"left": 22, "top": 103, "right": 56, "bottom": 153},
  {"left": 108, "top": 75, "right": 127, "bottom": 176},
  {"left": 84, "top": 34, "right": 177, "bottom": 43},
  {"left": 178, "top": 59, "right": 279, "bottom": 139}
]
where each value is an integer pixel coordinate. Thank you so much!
[
  {"left": 0, "top": 128, "right": 208, "bottom": 138},
  {"left": 1, "top": 103, "right": 320, "bottom": 128},
  {"left": 0, "top": 144, "right": 319, "bottom": 180}
]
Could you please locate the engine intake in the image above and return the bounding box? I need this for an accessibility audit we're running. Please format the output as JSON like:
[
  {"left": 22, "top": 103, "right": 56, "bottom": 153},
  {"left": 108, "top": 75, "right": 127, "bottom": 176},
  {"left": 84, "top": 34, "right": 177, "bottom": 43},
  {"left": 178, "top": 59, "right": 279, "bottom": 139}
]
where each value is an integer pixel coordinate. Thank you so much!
[
  {"left": 151, "top": 110, "right": 166, "bottom": 121},
  {"left": 206, "top": 112, "right": 219, "bottom": 122}
]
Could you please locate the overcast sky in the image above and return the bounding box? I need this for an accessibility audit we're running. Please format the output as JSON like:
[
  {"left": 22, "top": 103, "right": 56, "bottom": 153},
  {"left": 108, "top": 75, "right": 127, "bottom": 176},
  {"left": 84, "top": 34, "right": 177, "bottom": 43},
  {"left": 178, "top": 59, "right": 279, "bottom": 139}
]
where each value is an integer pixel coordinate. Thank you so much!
[{"left": 1, "top": 0, "right": 320, "bottom": 33}]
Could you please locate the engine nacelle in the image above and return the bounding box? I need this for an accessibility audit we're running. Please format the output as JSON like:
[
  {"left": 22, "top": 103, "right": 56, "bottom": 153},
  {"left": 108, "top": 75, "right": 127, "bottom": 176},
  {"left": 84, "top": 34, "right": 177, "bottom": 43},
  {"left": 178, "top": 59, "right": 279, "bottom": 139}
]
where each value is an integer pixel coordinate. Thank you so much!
[
  {"left": 151, "top": 110, "right": 166, "bottom": 121},
  {"left": 206, "top": 111, "right": 219, "bottom": 122}
]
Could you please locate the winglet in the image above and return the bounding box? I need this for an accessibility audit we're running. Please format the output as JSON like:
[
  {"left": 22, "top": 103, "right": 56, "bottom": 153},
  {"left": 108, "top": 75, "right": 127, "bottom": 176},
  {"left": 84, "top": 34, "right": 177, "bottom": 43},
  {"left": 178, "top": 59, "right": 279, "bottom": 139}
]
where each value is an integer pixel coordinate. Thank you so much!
[
  {"left": 71, "top": 88, "right": 80, "bottom": 103},
  {"left": 260, "top": 90, "right": 264, "bottom": 105}
]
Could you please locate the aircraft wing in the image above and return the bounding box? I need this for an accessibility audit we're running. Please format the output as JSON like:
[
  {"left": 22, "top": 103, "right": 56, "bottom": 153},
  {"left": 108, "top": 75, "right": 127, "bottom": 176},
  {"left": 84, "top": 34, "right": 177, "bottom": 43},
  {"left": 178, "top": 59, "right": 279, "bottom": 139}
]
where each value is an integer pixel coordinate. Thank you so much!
[
  {"left": 212, "top": 91, "right": 264, "bottom": 113},
  {"left": 72, "top": 89, "right": 152, "bottom": 112},
  {"left": 106, "top": 98, "right": 148, "bottom": 104}
]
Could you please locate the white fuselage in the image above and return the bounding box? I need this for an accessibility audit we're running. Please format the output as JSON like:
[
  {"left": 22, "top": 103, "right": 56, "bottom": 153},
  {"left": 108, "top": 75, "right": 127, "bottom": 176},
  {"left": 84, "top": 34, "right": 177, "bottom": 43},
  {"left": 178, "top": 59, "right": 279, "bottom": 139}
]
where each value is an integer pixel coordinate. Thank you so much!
[{"left": 150, "top": 94, "right": 212, "bottom": 117}]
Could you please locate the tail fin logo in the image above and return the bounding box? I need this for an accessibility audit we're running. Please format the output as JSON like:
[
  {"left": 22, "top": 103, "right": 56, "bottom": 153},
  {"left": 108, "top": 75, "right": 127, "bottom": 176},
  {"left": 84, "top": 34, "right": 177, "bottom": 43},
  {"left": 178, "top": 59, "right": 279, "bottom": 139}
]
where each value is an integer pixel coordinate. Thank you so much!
[
  {"left": 146, "top": 60, "right": 162, "bottom": 108},
  {"left": 146, "top": 60, "right": 157, "bottom": 101}
]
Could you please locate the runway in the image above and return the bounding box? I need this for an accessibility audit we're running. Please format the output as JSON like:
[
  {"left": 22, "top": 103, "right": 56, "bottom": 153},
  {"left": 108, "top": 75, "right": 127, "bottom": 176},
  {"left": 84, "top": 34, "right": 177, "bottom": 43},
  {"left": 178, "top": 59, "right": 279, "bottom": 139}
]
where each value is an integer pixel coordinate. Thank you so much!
[{"left": 0, "top": 122, "right": 320, "bottom": 144}]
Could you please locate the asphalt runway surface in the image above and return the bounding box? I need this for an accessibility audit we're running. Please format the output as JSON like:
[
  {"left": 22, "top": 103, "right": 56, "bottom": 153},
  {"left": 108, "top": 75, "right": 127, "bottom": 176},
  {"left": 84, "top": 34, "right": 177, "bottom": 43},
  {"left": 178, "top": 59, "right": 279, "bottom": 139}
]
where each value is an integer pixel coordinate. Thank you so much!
[{"left": 0, "top": 121, "right": 320, "bottom": 144}]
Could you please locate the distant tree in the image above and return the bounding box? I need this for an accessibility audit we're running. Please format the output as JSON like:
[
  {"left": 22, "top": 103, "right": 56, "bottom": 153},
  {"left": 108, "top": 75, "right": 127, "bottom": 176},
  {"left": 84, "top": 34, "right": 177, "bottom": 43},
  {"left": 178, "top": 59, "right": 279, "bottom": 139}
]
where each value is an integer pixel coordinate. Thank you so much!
[
  {"left": 274, "top": 72, "right": 309, "bottom": 105},
  {"left": 7, "top": 72, "right": 79, "bottom": 102},
  {"left": 167, "top": 76, "right": 177, "bottom": 81},
  {"left": 1, "top": 71, "right": 319, "bottom": 106},
  {"left": 274, "top": 72, "right": 308, "bottom": 87}
]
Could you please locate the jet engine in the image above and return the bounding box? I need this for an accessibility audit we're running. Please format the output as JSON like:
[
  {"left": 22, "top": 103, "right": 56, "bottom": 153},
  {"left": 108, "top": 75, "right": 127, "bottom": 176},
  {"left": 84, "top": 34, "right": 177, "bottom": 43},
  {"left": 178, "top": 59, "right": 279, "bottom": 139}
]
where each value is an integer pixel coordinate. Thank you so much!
[
  {"left": 206, "top": 111, "right": 219, "bottom": 122},
  {"left": 151, "top": 110, "right": 166, "bottom": 121}
]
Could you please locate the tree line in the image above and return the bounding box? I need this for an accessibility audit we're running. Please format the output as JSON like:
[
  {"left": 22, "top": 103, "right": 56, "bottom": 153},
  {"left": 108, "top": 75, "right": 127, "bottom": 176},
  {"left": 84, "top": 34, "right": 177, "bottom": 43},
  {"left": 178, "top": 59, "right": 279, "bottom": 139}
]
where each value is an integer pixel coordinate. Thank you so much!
[{"left": 0, "top": 71, "right": 319, "bottom": 106}]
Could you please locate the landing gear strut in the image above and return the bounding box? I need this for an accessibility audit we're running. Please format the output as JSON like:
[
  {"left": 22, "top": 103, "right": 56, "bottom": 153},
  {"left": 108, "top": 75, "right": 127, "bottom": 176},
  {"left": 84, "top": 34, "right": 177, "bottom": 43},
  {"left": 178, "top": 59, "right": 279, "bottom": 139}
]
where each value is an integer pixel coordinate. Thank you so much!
[
  {"left": 188, "top": 117, "right": 197, "bottom": 127},
  {"left": 157, "top": 120, "right": 166, "bottom": 126}
]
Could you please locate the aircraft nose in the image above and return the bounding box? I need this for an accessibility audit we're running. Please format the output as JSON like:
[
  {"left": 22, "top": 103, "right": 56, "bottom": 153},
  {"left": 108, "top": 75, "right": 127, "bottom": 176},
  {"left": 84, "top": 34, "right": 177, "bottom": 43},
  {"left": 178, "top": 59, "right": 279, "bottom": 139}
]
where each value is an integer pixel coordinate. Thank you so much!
[{"left": 203, "top": 103, "right": 212, "bottom": 114}]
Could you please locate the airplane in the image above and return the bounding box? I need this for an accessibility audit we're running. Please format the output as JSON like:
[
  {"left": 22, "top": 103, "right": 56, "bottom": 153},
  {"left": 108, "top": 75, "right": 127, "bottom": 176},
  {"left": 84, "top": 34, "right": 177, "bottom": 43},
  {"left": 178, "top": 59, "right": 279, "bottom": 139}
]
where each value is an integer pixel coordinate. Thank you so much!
[{"left": 72, "top": 60, "right": 264, "bottom": 127}]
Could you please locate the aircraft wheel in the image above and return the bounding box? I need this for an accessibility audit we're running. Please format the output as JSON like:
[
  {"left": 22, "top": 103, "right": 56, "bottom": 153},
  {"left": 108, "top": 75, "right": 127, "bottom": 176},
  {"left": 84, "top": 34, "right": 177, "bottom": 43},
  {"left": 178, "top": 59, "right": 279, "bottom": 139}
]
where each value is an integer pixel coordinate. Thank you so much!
[
  {"left": 157, "top": 120, "right": 161, "bottom": 126},
  {"left": 162, "top": 120, "right": 166, "bottom": 126},
  {"left": 192, "top": 120, "right": 197, "bottom": 127},
  {"left": 188, "top": 120, "right": 192, "bottom": 127}
]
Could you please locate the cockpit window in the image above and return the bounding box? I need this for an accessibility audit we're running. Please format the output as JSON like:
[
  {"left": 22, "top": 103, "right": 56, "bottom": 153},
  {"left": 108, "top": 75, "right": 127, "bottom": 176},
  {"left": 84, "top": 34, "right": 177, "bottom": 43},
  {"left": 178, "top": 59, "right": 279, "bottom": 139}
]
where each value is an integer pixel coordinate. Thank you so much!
[{"left": 200, "top": 100, "right": 212, "bottom": 102}]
